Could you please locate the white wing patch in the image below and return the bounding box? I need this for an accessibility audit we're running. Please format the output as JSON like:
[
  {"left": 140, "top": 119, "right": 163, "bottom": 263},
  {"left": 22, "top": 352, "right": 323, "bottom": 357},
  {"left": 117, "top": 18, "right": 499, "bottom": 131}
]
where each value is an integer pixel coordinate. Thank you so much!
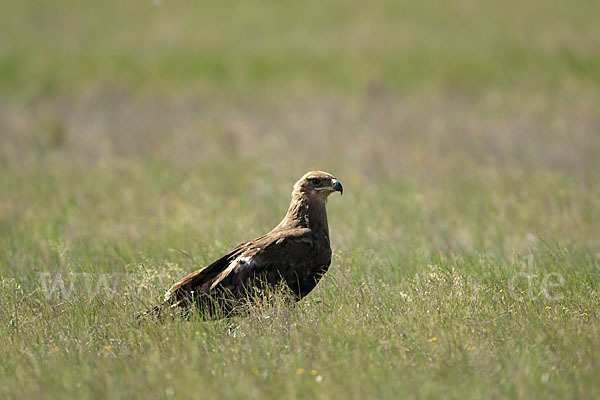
[
  {"left": 209, "top": 254, "right": 254, "bottom": 290},
  {"left": 238, "top": 256, "right": 254, "bottom": 265}
]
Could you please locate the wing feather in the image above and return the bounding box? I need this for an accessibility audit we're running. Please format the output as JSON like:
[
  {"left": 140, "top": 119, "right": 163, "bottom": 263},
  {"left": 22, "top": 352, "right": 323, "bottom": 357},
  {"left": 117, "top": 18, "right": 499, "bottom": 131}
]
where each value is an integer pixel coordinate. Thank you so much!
[
  {"left": 164, "top": 246, "right": 244, "bottom": 302},
  {"left": 164, "top": 228, "right": 329, "bottom": 305}
]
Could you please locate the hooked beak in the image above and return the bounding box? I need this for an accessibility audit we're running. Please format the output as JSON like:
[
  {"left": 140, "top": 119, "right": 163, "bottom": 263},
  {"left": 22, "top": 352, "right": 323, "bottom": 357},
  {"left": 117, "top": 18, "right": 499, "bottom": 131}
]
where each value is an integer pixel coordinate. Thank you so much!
[{"left": 332, "top": 179, "right": 343, "bottom": 196}]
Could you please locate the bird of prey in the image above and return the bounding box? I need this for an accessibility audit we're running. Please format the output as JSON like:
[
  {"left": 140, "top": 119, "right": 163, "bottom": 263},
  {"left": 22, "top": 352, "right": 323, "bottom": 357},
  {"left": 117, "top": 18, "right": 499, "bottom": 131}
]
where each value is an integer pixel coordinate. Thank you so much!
[{"left": 154, "top": 171, "right": 343, "bottom": 318}]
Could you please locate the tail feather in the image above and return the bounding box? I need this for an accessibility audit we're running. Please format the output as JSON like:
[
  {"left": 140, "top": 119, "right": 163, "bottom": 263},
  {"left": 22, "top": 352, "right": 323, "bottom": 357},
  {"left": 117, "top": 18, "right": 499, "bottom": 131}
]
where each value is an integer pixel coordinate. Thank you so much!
[{"left": 136, "top": 299, "right": 188, "bottom": 323}]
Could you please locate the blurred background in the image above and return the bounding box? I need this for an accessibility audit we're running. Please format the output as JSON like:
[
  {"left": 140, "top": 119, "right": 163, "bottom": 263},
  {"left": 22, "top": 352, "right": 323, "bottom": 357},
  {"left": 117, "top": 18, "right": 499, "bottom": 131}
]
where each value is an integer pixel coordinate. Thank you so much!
[{"left": 1, "top": 0, "right": 599, "bottom": 272}]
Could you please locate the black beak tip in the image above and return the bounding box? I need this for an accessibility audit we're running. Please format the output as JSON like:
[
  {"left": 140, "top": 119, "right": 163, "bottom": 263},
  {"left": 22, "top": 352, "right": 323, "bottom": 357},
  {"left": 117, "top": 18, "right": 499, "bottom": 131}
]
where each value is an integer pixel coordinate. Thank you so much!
[{"left": 333, "top": 181, "right": 343, "bottom": 196}]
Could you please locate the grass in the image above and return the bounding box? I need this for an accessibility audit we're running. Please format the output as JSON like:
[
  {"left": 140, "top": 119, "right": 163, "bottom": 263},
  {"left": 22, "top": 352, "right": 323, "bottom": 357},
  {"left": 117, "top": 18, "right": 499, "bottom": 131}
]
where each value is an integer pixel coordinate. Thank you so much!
[{"left": 1, "top": 0, "right": 600, "bottom": 398}]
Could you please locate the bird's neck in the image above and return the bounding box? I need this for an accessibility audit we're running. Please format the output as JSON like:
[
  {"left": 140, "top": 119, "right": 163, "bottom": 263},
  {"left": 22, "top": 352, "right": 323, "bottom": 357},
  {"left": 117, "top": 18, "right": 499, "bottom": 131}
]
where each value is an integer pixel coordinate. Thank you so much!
[{"left": 278, "top": 194, "right": 329, "bottom": 236}]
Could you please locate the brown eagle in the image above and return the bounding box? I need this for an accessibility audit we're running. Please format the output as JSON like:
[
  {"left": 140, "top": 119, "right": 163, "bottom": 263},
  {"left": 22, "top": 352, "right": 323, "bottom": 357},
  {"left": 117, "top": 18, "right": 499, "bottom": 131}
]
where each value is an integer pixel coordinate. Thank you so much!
[{"left": 154, "top": 171, "right": 343, "bottom": 318}]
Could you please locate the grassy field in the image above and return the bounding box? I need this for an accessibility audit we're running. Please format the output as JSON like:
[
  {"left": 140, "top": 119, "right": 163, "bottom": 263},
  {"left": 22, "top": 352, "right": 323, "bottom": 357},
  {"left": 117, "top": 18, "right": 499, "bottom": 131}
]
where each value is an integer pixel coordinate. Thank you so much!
[{"left": 1, "top": 0, "right": 600, "bottom": 398}]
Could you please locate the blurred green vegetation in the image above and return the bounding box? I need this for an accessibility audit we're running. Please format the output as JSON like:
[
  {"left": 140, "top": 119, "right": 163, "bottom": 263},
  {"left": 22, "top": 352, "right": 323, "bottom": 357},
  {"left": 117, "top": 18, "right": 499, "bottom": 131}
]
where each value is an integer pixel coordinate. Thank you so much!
[{"left": 2, "top": 0, "right": 600, "bottom": 96}]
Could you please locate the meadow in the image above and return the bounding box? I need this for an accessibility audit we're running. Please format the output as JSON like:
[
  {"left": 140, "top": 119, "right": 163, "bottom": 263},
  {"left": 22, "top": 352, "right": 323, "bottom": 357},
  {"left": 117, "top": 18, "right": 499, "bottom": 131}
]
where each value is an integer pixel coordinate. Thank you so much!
[{"left": 1, "top": 0, "right": 600, "bottom": 398}]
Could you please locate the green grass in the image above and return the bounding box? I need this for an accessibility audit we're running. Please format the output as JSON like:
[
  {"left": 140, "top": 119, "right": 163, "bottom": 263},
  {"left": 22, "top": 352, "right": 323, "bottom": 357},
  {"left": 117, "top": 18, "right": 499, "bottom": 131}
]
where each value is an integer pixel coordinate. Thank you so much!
[{"left": 1, "top": 0, "right": 600, "bottom": 398}]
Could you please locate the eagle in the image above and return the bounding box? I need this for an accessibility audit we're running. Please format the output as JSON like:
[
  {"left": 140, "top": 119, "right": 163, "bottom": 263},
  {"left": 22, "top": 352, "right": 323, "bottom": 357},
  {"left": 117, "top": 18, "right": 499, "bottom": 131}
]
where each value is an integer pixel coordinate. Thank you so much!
[{"left": 152, "top": 171, "right": 343, "bottom": 318}]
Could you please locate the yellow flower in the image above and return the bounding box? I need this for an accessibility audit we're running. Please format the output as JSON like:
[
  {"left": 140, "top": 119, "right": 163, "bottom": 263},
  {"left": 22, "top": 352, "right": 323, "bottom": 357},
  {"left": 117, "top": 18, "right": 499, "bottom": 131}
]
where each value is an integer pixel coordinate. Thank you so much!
[
  {"left": 105, "top": 323, "right": 111, "bottom": 327},
  {"left": 252, "top": 368, "right": 259, "bottom": 376},
  {"left": 105, "top": 345, "right": 112, "bottom": 350},
  {"left": 467, "top": 346, "right": 476, "bottom": 351},
  {"left": 195, "top": 331, "right": 200, "bottom": 336},
  {"left": 165, "top": 337, "right": 169, "bottom": 341},
  {"left": 296, "top": 368, "right": 305, "bottom": 374},
  {"left": 545, "top": 306, "right": 551, "bottom": 310},
  {"left": 310, "top": 370, "right": 318, "bottom": 376},
  {"left": 123, "top": 292, "right": 128, "bottom": 296},
  {"left": 428, "top": 337, "right": 438, "bottom": 343},
  {"left": 581, "top": 312, "right": 589, "bottom": 317}
]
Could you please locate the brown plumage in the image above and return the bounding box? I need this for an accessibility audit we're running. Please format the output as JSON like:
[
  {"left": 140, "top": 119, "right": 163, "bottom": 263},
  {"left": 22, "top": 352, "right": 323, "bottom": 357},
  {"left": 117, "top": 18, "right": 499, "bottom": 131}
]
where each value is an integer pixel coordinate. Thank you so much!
[{"left": 155, "top": 171, "right": 343, "bottom": 318}]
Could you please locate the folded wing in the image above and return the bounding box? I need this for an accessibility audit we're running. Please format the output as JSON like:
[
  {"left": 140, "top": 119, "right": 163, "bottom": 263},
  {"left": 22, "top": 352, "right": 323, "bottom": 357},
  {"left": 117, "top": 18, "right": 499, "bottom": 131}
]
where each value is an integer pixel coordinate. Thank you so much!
[{"left": 163, "top": 228, "right": 331, "bottom": 309}]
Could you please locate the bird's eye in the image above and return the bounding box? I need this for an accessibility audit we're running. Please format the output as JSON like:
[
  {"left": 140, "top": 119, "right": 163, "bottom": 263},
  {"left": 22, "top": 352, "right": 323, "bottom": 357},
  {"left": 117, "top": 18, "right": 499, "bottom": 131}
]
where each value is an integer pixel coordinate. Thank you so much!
[{"left": 309, "top": 177, "right": 321, "bottom": 185}]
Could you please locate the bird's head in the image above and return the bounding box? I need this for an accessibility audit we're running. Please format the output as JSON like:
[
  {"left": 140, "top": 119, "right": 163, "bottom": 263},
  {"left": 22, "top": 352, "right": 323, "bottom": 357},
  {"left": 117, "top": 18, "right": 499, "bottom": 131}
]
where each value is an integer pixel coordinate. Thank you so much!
[{"left": 293, "top": 171, "right": 343, "bottom": 199}]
